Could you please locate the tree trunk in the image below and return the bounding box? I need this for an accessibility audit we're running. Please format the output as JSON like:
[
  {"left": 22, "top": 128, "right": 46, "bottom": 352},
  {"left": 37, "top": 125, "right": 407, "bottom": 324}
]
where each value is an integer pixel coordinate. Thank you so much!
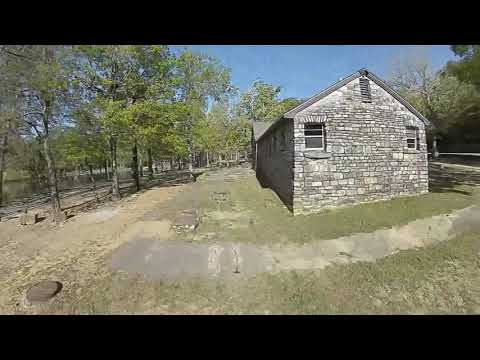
[
  {"left": 206, "top": 151, "right": 210, "bottom": 168},
  {"left": 86, "top": 158, "right": 99, "bottom": 202},
  {"left": 132, "top": 139, "right": 140, "bottom": 193},
  {"left": 0, "top": 133, "right": 7, "bottom": 206},
  {"left": 74, "top": 165, "right": 80, "bottom": 183},
  {"left": 41, "top": 107, "right": 61, "bottom": 215},
  {"left": 105, "top": 159, "right": 110, "bottom": 180},
  {"left": 110, "top": 136, "right": 121, "bottom": 200},
  {"left": 187, "top": 137, "right": 194, "bottom": 181},
  {"left": 433, "top": 135, "right": 439, "bottom": 159},
  {"left": 139, "top": 152, "right": 144, "bottom": 178},
  {"left": 147, "top": 147, "right": 153, "bottom": 179}
]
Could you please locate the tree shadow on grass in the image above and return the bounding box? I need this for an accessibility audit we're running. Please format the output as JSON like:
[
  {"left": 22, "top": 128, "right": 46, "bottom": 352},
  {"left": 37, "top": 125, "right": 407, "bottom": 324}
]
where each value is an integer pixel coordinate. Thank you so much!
[
  {"left": 429, "top": 164, "right": 480, "bottom": 195},
  {"left": 61, "top": 172, "right": 191, "bottom": 213},
  {"left": 119, "top": 172, "right": 191, "bottom": 198}
]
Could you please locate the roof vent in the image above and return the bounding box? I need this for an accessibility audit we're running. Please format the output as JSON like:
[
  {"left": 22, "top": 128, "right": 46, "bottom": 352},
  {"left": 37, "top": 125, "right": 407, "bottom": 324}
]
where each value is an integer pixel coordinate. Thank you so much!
[
  {"left": 359, "top": 77, "right": 372, "bottom": 103},
  {"left": 359, "top": 69, "right": 369, "bottom": 77}
]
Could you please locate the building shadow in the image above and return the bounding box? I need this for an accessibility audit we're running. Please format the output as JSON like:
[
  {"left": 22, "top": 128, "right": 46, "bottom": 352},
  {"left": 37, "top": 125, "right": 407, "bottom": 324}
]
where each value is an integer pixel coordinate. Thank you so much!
[
  {"left": 428, "top": 163, "right": 480, "bottom": 195},
  {"left": 255, "top": 171, "right": 294, "bottom": 212}
]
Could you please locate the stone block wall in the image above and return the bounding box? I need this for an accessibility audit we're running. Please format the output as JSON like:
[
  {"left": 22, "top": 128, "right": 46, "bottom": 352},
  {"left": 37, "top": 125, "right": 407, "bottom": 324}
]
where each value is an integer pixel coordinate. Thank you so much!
[
  {"left": 292, "top": 77, "right": 429, "bottom": 215},
  {"left": 256, "top": 121, "right": 294, "bottom": 207}
]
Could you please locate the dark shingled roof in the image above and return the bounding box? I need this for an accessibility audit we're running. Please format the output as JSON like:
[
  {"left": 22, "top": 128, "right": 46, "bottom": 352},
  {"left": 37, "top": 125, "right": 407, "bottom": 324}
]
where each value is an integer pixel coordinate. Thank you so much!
[
  {"left": 256, "top": 68, "right": 430, "bottom": 143},
  {"left": 252, "top": 121, "right": 272, "bottom": 141}
]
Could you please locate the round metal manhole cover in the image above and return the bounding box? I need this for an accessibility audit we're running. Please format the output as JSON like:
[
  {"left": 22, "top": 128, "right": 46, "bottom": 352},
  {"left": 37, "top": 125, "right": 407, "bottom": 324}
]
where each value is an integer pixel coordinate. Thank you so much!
[{"left": 26, "top": 281, "right": 63, "bottom": 304}]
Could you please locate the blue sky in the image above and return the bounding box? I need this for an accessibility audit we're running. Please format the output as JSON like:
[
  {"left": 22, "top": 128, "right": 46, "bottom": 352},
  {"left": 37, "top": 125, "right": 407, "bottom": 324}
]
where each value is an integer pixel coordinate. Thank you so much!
[{"left": 177, "top": 45, "right": 457, "bottom": 100}]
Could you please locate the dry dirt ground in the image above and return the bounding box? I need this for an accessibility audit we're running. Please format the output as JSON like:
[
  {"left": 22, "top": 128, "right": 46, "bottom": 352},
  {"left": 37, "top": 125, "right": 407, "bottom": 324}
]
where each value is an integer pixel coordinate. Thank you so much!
[
  {"left": 0, "top": 184, "right": 181, "bottom": 313},
  {"left": 1, "top": 165, "right": 480, "bottom": 314}
]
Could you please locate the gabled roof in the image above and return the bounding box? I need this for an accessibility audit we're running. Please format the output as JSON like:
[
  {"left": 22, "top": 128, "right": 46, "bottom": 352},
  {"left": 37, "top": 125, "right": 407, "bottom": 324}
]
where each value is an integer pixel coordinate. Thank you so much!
[
  {"left": 256, "top": 68, "right": 430, "bottom": 143},
  {"left": 252, "top": 121, "right": 272, "bottom": 141}
]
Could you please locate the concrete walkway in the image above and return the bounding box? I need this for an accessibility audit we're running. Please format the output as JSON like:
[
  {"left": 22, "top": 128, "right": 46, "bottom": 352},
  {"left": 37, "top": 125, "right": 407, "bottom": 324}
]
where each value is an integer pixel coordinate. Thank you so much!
[{"left": 108, "top": 205, "right": 480, "bottom": 280}]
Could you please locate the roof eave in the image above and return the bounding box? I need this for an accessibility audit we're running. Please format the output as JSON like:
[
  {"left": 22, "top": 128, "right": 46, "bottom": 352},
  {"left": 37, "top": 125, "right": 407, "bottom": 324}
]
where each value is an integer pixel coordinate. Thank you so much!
[
  {"left": 256, "top": 68, "right": 430, "bottom": 143},
  {"left": 283, "top": 70, "right": 362, "bottom": 119},
  {"left": 255, "top": 116, "right": 288, "bottom": 143},
  {"left": 284, "top": 68, "right": 429, "bottom": 126}
]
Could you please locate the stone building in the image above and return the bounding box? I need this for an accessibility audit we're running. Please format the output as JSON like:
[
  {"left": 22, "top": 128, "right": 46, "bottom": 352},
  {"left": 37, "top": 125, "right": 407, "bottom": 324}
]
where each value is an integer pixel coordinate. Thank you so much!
[{"left": 254, "top": 68, "right": 429, "bottom": 215}]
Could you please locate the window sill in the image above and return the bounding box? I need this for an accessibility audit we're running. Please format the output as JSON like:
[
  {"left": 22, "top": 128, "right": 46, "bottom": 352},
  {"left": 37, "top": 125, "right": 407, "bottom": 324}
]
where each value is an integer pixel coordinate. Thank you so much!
[
  {"left": 304, "top": 150, "right": 332, "bottom": 159},
  {"left": 403, "top": 149, "right": 421, "bottom": 154}
]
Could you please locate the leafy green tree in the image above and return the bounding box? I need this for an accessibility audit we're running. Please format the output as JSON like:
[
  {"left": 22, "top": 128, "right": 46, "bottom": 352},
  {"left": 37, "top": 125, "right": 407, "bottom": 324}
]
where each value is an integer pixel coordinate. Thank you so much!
[
  {"left": 1, "top": 45, "right": 70, "bottom": 215},
  {"left": 175, "top": 50, "right": 236, "bottom": 176},
  {"left": 388, "top": 52, "right": 480, "bottom": 153},
  {"left": 201, "top": 102, "right": 251, "bottom": 167},
  {"left": 121, "top": 101, "right": 185, "bottom": 188},
  {"left": 0, "top": 99, "right": 17, "bottom": 205},
  {"left": 447, "top": 46, "right": 480, "bottom": 90},
  {"left": 238, "top": 80, "right": 285, "bottom": 122},
  {"left": 193, "top": 114, "right": 219, "bottom": 167},
  {"left": 58, "top": 127, "right": 104, "bottom": 201},
  {"left": 0, "top": 49, "right": 20, "bottom": 205},
  {"left": 277, "top": 97, "right": 303, "bottom": 115},
  {"left": 123, "top": 46, "right": 176, "bottom": 186},
  {"left": 56, "top": 104, "right": 109, "bottom": 199},
  {"left": 71, "top": 45, "right": 136, "bottom": 199}
]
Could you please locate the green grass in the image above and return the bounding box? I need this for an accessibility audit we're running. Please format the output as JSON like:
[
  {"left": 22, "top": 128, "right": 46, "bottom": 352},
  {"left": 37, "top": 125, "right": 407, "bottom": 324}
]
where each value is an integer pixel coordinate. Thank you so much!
[
  {"left": 12, "top": 165, "right": 480, "bottom": 314},
  {"left": 172, "top": 166, "right": 480, "bottom": 246},
  {"left": 241, "top": 231, "right": 480, "bottom": 314},
  {"left": 34, "top": 231, "right": 480, "bottom": 314}
]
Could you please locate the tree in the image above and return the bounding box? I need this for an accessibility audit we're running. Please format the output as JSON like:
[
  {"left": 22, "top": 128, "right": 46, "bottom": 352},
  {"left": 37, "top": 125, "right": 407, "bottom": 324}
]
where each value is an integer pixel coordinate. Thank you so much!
[
  {"left": 58, "top": 104, "right": 109, "bottom": 200},
  {"left": 277, "top": 97, "right": 303, "bottom": 115},
  {"left": 71, "top": 45, "right": 136, "bottom": 200},
  {"left": 388, "top": 52, "right": 479, "bottom": 153},
  {"left": 1, "top": 45, "right": 70, "bottom": 215},
  {"left": 121, "top": 101, "right": 183, "bottom": 189},
  {"left": 198, "top": 102, "right": 251, "bottom": 167},
  {"left": 175, "top": 50, "right": 236, "bottom": 177},
  {"left": 0, "top": 97, "right": 18, "bottom": 206},
  {"left": 123, "top": 46, "right": 176, "bottom": 186},
  {"left": 447, "top": 45, "right": 480, "bottom": 90},
  {"left": 193, "top": 113, "right": 219, "bottom": 167},
  {"left": 237, "top": 80, "right": 284, "bottom": 122}
]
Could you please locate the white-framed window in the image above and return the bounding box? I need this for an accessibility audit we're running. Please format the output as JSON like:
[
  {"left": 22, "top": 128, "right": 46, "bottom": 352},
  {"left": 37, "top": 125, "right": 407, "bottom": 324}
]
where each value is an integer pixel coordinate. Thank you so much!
[
  {"left": 406, "top": 126, "right": 420, "bottom": 150},
  {"left": 304, "top": 123, "right": 326, "bottom": 149}
]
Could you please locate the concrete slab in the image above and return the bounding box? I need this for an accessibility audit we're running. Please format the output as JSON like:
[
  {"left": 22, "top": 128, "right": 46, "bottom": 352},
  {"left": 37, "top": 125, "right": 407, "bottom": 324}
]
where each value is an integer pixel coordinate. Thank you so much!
[
  {"left": 109, "top": 238, "right": 275, "bottom": 280},
  {"left": 172, "top": 209, "right": 200, "bottom": 233}
]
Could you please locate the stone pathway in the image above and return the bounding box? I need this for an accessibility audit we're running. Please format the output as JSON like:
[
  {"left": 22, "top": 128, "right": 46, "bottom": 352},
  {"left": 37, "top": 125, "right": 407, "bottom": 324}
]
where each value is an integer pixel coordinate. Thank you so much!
[{"left": 108, "top": 205, "right": 480, "bottom": 280}]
